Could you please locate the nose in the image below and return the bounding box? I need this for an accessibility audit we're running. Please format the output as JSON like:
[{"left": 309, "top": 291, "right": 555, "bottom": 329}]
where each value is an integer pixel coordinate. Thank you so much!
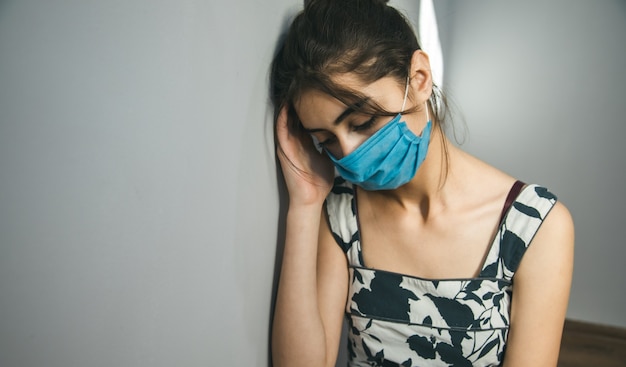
[{"left": 334, "top": 135, "right": 366, "bottom": 159}]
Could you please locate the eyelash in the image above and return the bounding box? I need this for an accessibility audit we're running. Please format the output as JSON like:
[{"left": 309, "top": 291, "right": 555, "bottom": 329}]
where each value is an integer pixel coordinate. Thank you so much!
[
  {"left": 316, "top": 116, "right": 378, "bottom": 149},
  {"left": 354, "top": 115, "right": 377, "bottom": 131}
]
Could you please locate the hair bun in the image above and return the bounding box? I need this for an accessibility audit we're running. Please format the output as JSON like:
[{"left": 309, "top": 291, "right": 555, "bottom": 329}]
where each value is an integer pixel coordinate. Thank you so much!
[{"left": 305, "top": 0, "right": 390, "bottom": 6}]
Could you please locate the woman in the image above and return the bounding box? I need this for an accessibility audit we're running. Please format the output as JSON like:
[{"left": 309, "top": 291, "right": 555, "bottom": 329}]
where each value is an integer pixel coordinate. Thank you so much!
[{"left": 270, "top": 1, "right": 574, "bottom": 366}]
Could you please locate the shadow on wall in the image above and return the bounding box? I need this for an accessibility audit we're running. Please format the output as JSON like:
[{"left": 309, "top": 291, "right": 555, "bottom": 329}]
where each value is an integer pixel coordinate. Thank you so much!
[{"left": 266, "top": 6, "right": 301, "bottom": 367}]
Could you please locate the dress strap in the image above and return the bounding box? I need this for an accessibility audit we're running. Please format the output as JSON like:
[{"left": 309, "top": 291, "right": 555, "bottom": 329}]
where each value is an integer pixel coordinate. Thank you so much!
[
  {"left": 499, "top": 180, "right": 526, "bottom": 225},
  {"left": 484, "top": 184, "right": 557, "bottom": 280},
  {"left": 325, "top": 177, "right": 359, "bottom": 254}
]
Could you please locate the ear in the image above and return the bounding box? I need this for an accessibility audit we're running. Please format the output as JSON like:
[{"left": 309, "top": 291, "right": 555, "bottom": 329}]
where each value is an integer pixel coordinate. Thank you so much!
[{"left": 408, "top": 50, "right": 433, "bottom": 103}]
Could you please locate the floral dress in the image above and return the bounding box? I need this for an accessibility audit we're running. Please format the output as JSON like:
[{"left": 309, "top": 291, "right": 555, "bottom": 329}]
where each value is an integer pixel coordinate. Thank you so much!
[{"left": 325, "top": 177, "right": 557, "bottom": 366}]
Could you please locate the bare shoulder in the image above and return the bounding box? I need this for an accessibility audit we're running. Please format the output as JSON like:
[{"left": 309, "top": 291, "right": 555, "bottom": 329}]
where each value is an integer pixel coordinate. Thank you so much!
[
  {"left": 505, "top": 201, "right": 574, "bottom": 366},
  {"left": 534, "top": 200, "right": 574, "bottom": 255},
  {"left": 519, "top": 199, "right": 574, "bottom": 274},
  {"left": 545, "top": 200, "right": 574, "bottom": 232}
]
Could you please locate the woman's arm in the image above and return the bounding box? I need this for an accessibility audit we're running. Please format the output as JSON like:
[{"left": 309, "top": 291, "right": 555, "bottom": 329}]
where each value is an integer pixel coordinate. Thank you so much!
[
  {"left": 271, "top": 107, "right": 348, "bottom": 367},
  {"left": 315, "top": 210, "right": 350, "bottom": 366},
  {"left": 271, "top": 206, "right": 348, "bottom": 367},
  {"left": 503, "top": 201, "right": 575, "bottom": 367}
]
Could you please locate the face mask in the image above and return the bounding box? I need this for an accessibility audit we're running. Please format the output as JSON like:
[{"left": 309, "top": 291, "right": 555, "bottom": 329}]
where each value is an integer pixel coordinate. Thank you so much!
[{"left": 326, "top": 79, "right": 432, "bottom": 191}]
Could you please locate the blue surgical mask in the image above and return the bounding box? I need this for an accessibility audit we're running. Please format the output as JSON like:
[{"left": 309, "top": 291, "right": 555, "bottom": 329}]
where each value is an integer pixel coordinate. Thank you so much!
[{"left": 326, "top": 79, "right": 432, "bottom": 190}]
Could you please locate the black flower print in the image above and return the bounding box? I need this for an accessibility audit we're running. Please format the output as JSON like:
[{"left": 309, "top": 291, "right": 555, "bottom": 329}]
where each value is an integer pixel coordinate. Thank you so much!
[{"left": 325, "top": 182, "right": 557, "bottom": 366}]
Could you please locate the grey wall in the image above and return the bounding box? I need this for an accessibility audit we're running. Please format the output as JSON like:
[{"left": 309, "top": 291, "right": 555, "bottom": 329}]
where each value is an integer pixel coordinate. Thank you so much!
[
  {"left": 0, "top": 0, "right": 301, "bottom": 366},
  {"left": 435, "top": 0, "right": 626, "bottom": 327},
  {"left": 1, "top": 1, "right": 624, "bottom": 367}
]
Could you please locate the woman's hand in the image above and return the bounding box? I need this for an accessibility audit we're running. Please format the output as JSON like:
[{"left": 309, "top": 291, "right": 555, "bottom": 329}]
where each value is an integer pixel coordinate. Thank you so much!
[
  {"left": 273, "top": 109, "right": 347, "bottom": 365},
  {"left": 275, "top": 106, "right": 335, "bottom": 207}
]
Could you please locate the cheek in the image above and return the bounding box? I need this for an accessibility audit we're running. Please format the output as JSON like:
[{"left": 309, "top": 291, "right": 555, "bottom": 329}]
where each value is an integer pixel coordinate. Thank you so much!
[
  {"left": 308, "top": 134, "right": 324, "bottom": 153},
  {"left": 402, "top": 114, "right": 427, "bottom": 137},
  {"left": 325, "top": 145, "right": 342, "bottom": 159}
]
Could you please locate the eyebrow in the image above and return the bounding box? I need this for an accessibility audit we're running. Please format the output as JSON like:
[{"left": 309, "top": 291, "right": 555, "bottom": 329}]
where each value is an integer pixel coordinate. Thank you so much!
[{"left": 304, "top": 97, "right": 370, "bottom": 133}]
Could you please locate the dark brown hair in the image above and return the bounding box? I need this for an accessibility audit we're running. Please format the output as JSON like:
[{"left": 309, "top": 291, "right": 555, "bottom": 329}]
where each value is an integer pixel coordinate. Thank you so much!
[{"left": 270, "top": 0, "right": 448, "bottom": 127}]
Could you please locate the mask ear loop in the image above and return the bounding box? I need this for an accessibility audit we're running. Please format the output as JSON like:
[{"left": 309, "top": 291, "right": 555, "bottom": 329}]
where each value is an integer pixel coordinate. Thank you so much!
[
  {"left": 402, "top": 76, "right": 430, "bottom": 122},
  {"left": 401, "top": 76, "right": 410, "bottom": 113}
]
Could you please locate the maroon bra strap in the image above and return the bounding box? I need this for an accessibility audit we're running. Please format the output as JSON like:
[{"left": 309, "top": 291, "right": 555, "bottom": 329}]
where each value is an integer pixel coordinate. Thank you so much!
[{"left": 499, "top": 180, "right": 526, "bottom": 224}]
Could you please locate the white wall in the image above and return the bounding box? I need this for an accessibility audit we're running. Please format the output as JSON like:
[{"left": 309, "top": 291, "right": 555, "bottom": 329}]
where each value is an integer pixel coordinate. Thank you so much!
[
  {"left": 434, "top": 0, "right": 626, "bottom": 327},
  {"left": 0, "top": 1, "right": 300, "bottom": 366}
]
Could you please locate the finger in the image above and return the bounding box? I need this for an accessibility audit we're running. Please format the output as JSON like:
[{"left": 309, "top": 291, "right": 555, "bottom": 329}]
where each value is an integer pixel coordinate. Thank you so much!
[{"left": 275, "top": 106, "right": 292, "bottom": 144}]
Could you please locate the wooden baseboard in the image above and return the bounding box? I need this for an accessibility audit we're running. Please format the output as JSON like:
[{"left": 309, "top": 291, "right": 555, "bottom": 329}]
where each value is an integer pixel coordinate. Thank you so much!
[{"left": 558, "top": 319, "right": 626, "bottom": 367}]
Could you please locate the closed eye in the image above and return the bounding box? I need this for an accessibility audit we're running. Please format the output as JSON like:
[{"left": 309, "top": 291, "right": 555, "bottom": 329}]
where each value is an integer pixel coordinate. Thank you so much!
[
  {"left": 313, "top": 115, "right": 378, "bottom": 150},
  {"left": 353, "top": 115, "right": 377, "bottom": 131},
  {"left": 316, "top": 135, "right": 336, "bottom": 149}
]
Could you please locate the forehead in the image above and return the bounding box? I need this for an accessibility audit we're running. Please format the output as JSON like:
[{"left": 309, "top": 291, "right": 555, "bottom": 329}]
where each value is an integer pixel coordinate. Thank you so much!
[
  {"left": 294, "top": 74, "right": 403, "bottom": 128},
  {"left": 294, "top": 89, "right": 346, "bottom": 129}
]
